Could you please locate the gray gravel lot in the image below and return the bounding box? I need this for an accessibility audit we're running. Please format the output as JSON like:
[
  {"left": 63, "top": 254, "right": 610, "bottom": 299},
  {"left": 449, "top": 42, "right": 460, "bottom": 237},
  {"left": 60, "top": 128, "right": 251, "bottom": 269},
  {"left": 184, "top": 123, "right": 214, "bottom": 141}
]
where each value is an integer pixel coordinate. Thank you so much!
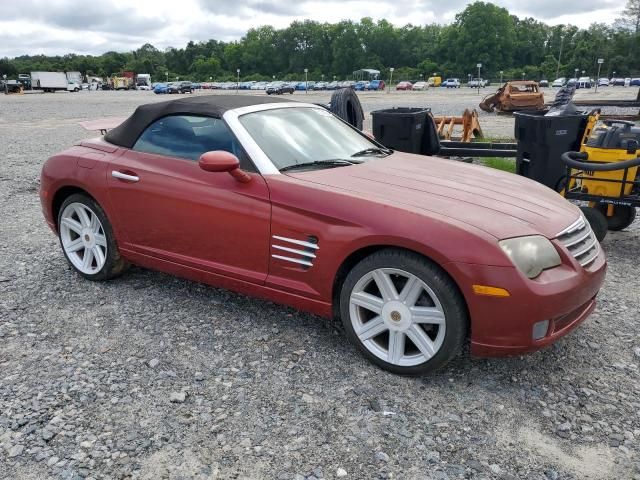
[{"left": 0, "top": 89, "right": 639, "bottom": 480}]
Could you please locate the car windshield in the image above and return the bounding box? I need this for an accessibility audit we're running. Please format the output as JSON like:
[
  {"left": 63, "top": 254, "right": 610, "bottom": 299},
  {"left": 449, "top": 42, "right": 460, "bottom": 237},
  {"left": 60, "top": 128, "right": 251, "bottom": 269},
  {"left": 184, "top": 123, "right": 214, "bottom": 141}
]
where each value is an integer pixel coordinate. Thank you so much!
[{"left": 239, "top": 107, "right": 382, "bottom": 170}]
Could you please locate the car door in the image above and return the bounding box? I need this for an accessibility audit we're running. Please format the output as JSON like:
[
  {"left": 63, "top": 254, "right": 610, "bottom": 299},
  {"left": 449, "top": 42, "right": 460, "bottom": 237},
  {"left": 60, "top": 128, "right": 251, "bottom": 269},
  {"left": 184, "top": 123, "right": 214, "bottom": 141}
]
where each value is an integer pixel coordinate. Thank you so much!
[{"left": 107, "top": 115, "right": 271, "bottom": 285}]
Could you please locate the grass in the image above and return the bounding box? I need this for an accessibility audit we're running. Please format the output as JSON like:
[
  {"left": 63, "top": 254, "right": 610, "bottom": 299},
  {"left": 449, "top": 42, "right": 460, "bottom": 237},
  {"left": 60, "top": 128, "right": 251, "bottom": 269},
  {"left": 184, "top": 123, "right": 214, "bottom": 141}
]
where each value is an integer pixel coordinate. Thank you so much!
[{"left": 481, "top": 157, "right": 516, "bottom": 173}]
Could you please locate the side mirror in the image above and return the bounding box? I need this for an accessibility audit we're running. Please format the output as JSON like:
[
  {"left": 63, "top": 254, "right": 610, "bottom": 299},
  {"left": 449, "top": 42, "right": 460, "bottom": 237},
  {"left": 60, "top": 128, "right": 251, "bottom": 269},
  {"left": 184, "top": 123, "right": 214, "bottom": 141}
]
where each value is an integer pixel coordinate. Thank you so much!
[
  {"left": 627, "top": 140, "right": 638, "bottom": 155},
  {"left": 198, "top": 151, "right": 251, "bottom": 183}
]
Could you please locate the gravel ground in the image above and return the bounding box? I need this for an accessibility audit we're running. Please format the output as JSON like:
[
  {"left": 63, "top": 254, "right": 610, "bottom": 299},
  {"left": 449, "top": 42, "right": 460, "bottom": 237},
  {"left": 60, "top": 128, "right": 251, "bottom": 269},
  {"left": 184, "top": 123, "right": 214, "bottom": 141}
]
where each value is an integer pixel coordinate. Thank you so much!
[{"left": 0, "top": 89, "right": 639, "bottom": 480}]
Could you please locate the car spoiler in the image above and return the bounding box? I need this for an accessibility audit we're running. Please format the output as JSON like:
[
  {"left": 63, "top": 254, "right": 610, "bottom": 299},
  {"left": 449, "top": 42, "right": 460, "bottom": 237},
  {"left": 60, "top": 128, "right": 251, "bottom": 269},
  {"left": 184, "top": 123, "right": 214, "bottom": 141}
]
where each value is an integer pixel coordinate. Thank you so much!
[{"left": 78, "top": 117, "right": 126, "bottom": 135}]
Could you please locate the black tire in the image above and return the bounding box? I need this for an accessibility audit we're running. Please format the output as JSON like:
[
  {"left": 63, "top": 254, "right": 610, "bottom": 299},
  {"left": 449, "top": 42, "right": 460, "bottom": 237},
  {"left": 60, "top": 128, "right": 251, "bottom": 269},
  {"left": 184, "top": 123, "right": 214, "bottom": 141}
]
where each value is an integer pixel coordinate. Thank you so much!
[
  {"left": 596, "top": 204, "right": 636, "bottom": 231},
  {"left": 57, "top": 193, "right": 129, "bottom": 281},
  {"left": 329, "top": 87, "right": 364, "bottom": 130},
  {"left": 580, "top": 206, "right": 608, "bottom": 242},
  {"left": 339, "top": 249, "right": 468, "bottom": 375}
]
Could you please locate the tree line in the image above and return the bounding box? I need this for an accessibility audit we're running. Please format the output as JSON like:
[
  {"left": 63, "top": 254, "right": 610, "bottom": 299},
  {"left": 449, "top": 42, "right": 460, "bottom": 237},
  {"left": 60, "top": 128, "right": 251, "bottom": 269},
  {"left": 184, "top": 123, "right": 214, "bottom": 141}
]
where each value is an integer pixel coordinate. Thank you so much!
[{"left": 1, "top": 1, "right": 639, "bottom": 83}]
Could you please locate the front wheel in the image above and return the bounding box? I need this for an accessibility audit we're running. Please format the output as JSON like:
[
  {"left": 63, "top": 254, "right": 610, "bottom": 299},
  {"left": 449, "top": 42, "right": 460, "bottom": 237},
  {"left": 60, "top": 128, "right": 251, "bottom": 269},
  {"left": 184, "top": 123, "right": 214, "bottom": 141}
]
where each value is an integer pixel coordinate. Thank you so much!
[
  {"left": 596, "top": 204, "right": 636, "bottom": 231},
  {"left": 58, "top": 194, "right": 128, "bottom": 281},
  {"left": 580, "top": 206, "right": 608, "bottom": 241},
  {"left": 340, "top": 249, "right": 467, "bottom": 375}
]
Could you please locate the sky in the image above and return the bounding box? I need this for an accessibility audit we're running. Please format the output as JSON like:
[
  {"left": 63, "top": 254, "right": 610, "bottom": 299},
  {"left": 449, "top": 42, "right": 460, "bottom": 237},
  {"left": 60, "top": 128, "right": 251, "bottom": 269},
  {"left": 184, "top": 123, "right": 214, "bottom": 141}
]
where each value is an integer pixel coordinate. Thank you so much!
[{"left": 0, "top": 0, "right": 624, "bottom": 58}]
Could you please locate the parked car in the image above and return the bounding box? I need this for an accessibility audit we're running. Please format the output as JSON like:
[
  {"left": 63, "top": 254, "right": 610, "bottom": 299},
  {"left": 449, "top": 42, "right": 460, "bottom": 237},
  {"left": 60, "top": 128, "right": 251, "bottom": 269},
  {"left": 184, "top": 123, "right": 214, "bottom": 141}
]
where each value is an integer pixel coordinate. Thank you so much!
[
  {"left": 552, "top": 77, "right": 566, "bottom": 87},
  {"left": 442, "top": 78, "right": 461, "bottom": 88},
  {"left": 467, "top": 78, "right": 487, "bottom": 88},
  {"left": 167, "top": 81, "right": 193, "bottom": 94},
  {"left": 538, "top": 80, "right": 549, "bottom": 88},
  {"left": 611, "top": 78, "right": 626, "bottom": 86},
  {"left": 326, "top": 81, "right": 340, "bottom": 90},
  {"left": 368, "top": 79, "right": 385, "bottom": 90},
  {"left": 567, "top": 78, "right": 577, "bottom": 86},
  {"left": 354, "top": 81, "right": 369, "bottom": 91},
  {"left": 395, "top": 81, "right": 413, "bottom": 91},
  {"left": 251, "top": 82, "right": 268, "bottom": 90},
  {"left": 154, "top": 83, "right": 169, "bottom": 94},
  {"left": 412, "top": 81, "right": 428, "bottom": 91},
  {"left": 630, "top": 78, "right": 640, "bottom": 86},
  {"left": 41, "top": 95, "right": 607, "bottom": 375},
  {"left": 314, "top": 82, "right": 328, "bottom": 90},
  {"left": 137, "top": 85, "right": 152, "bottom": 91},
  {"left": 67, "top": 82, "right": 81, "bottom": 92},
  {"left": 597, "top": 78, "right": 610, "bottom": 87},
  {"left": 266, "top": 82, "right": 295, "bottom": 95},
  {"left": 624, "top": 78, "right": 631, "bottom": 86},
  {"left": 576, "top": 77, "right": 592, "bottom": 89}
]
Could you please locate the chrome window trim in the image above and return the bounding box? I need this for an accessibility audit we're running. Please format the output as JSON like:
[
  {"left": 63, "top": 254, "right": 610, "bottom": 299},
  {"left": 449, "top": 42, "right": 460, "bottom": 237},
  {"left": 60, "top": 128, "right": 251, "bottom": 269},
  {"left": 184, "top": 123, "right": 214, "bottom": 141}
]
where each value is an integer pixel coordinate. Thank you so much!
[{"left": 222, "top": 102, "right": 327, "bottom": 176}]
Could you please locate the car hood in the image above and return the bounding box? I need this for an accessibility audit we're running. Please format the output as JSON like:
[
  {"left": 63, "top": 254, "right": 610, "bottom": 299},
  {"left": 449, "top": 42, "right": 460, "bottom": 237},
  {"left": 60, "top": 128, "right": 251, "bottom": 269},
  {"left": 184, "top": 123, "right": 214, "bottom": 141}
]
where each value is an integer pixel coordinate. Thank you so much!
[{"left": 286, "top": 152, "right": 579, "bottom": 239}]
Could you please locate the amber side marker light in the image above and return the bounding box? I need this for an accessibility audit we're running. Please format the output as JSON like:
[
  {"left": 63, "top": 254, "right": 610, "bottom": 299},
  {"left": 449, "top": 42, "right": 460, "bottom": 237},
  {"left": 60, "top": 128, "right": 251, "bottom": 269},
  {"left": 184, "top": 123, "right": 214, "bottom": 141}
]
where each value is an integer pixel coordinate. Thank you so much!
[{"left": 472, "top": 285, "right": 511, "bottom": 297}]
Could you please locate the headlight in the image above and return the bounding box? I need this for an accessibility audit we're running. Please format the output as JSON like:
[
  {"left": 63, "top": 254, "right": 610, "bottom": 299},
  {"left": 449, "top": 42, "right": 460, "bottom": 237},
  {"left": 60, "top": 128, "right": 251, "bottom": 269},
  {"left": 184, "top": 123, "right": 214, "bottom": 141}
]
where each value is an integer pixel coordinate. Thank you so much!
[{"left": 499, "top": 235, "right": 561, "bottom": 279}]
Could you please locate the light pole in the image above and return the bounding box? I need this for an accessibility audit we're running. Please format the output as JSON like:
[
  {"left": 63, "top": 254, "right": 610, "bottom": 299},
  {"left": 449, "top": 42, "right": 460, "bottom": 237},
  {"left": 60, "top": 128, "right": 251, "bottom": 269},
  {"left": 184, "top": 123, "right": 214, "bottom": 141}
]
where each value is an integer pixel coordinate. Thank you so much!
[
  {"left": 522, "top": 72, "right": 525, "bottom": 80},
  {"left": 388, "top": 67, "right": 394, "bottom": 94},
  {"left": 555, "top": 35, "right": 564, "bottom": 80},
  {"left": 236, "top": 68, "right": 240, "bottom": 94},
  {"left": 595, "top": 58, "right": 604, "bottom": 92},
  {"left": 574, "top": 68, "right": 578, "bottom": 80},
  {"left": 165, "top": 72, "right": 168, "bottom": 82},
  {"left": 333, "top": 75, "right": 336, "bottom": 81},
  {"left": 476, "top": 63, "right": 481, "bottom": 94},
  {"left": 304, "top": 68, "right": 308, "bottom": 94},
  {"left": 321, "top": 74, "right": 324, "bottom": 82},
  {"left": 499, "top": 70, "right": 503, "bottom": 84}
]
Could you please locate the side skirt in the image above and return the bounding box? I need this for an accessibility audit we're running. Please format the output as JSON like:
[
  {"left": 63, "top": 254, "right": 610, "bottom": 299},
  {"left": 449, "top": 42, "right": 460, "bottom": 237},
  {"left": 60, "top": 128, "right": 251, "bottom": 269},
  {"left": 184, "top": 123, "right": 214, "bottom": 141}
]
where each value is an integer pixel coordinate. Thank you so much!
[{"left": 120, "top": 249, "right": 333, "bottom": 318}]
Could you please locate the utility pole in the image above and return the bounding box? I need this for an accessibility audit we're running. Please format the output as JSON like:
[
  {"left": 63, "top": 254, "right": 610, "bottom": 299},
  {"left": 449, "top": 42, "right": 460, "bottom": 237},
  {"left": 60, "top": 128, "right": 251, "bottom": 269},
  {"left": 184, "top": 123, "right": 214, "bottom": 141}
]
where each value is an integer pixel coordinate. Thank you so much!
[
  {"left": 476, "top": 63, "right": 481, "bottom": 94},
  {"left": 555, "top": 35, "right": 564, "bottom": 80},
  {"left": 236, "top": 69, "right": 240, "bottom": 94},
  {"left": 388, "top": 67, "right": 394, "bottom": 94}
]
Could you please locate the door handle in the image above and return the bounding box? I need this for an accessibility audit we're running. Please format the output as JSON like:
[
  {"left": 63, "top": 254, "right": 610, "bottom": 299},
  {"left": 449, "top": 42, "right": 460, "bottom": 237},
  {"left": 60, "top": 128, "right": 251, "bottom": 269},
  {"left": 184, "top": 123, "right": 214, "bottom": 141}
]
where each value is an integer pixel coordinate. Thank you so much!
[{"left": 111, "top": 170, "right": 139, "bottom": 182}]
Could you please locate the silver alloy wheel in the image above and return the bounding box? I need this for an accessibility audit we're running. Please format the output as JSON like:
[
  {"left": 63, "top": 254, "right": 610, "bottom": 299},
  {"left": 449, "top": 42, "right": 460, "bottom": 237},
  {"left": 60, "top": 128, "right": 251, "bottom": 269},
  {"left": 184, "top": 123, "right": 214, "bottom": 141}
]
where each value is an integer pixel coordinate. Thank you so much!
[
  {"left": 59, "top": 202, "right": 108, "bottom": 275},
  {"left": 349, "top": 268, "right": 446, "bottom": 367}
]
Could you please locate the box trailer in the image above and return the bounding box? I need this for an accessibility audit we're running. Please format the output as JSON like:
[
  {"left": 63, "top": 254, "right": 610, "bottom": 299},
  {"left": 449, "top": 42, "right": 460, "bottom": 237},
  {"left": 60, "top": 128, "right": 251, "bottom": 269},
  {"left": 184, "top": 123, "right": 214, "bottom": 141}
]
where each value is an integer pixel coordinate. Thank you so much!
[{"left": 31, "top": 72, "right": 69, "bottom": 92}]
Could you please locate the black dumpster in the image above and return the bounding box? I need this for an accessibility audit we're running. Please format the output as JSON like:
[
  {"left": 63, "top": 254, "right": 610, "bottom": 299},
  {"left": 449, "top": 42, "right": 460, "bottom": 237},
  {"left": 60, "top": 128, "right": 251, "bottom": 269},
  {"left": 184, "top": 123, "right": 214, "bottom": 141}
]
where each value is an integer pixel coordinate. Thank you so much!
[
  {"left": 371, "top": 108, "right": 429, "bottom": 154},
  {"left": 514, "top": 110, "right": 589, "bottom": 190}
]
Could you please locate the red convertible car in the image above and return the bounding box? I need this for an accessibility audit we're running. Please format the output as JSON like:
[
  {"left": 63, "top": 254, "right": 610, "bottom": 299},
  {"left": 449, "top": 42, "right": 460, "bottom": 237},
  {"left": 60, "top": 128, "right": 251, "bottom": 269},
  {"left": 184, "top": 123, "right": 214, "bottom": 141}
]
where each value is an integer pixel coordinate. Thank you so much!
[{"left": 40, "top": 96, "right": 606, "bottom": 374}]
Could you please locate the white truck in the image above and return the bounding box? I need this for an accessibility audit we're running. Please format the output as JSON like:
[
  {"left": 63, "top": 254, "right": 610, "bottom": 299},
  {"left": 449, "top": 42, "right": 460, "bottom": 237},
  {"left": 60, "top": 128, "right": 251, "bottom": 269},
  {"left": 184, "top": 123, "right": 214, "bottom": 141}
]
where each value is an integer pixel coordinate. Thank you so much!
[
  {"left": 136, "top": 73, "right": 151, "bottom": 88},
  {"left": 31, "top": 72, "right": 77, "bottom": 92}
]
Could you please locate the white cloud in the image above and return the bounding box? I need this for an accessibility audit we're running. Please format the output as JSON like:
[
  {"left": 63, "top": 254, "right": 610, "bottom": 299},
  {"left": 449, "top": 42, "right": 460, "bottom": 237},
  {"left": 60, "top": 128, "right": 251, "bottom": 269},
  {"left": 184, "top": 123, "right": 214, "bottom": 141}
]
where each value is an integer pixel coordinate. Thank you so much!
[{"left": 0, "top": 0, "right": 624, "bottom": 58}]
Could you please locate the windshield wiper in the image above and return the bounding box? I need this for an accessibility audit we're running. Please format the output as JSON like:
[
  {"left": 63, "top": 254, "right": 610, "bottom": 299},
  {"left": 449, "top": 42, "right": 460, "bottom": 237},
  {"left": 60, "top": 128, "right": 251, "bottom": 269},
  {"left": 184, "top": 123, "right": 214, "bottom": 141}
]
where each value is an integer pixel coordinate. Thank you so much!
[
  {"left": 351, "top": 147, "right": 392, "bottom": 157},
  {"left": 280, "top": 159, "right": 362, "bottom": 172}
]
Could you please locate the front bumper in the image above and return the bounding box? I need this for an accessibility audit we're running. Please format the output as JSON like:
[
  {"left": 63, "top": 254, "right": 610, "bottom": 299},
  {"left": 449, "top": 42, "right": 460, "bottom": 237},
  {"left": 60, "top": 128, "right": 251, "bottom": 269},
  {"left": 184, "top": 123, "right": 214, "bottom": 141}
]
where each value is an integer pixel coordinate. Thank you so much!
[{"left": 446, "top": 250, "right": 606, "bottom": 357}]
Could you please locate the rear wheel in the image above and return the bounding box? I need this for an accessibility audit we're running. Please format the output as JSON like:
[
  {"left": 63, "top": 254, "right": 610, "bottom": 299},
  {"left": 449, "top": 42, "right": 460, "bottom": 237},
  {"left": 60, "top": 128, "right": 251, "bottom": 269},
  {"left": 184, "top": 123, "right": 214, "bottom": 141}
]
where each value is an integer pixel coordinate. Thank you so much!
[
  {"left": 580, "top": 206, "right": 608, "bottom": 241},
  {"left": 596, "top": 204, "right": 636, "bottom": 231},
  {"left": 58, "top": 194, "right": 128, "bottom": 281},
  {"left": 340, "top": 249, "right": 467, "bottom": 375}
]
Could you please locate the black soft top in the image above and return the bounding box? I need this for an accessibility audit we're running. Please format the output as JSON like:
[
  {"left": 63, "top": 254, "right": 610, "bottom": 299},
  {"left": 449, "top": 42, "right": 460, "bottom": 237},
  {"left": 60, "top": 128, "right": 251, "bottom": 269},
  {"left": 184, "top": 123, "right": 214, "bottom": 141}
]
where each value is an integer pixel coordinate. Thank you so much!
[{"left": 104, "top": 95, "right": 294, "bottom": 148}]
